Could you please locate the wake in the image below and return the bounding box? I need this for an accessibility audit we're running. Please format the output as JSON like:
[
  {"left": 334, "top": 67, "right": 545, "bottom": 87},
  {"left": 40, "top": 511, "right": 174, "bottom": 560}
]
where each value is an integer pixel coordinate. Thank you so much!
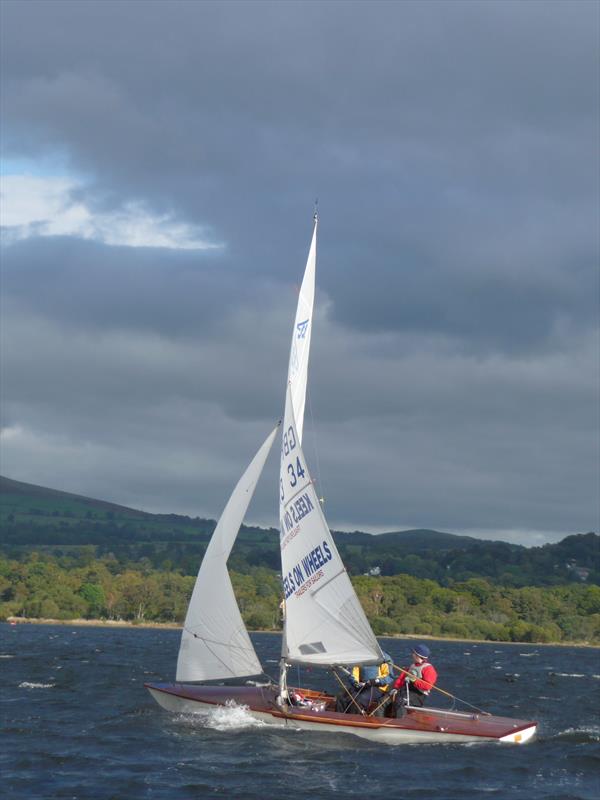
[{"left": 175, "top": 699, "right": 269, "bottom": 732}]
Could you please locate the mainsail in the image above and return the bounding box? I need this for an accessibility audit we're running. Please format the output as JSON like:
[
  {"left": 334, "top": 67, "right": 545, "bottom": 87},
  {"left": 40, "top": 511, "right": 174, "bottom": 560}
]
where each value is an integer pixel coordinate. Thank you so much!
[
  {"left": 279, "top": 385, "right": 383, "bottom": 666},
  {"left": 286, "top": 213, "right": 317, "bottom": 444},
  {"left": 177, "top": 425, "right": 279, "bottom": 682},
  {"left": 279, "top": 216, "right": 381, "bottom": 667}
]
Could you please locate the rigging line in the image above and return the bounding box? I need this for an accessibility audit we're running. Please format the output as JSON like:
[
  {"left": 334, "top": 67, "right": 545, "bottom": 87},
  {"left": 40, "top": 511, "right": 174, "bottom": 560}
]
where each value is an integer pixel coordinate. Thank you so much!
[
  {"left": 306, "top": 384, "right": 326, "bottom": 505},
  {"left": 331, "top": 668, "right": 367, "bottom": 716},
  {"left": 183, "top": 627, "right": 258, "bottom": 657},
  {"left": 392, "top": 663, "right": 490, "bottom": 716},
  {"left": 368, "top": 690, "right": 395, "bottom": 718},
  {"left": 190, "top": 634, "right": 251, "bottom": 677}
]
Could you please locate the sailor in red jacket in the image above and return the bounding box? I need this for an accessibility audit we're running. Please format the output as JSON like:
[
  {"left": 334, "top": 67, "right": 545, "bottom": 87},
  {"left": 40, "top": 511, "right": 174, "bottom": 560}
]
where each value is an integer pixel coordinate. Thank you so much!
[{"left": 393, "top": 643, "right": 437, "bottom": 710}]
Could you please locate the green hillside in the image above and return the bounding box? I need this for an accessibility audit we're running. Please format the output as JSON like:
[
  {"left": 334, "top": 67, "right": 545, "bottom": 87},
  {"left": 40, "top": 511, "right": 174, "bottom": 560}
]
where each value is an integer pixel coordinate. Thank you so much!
[
  {"left": 1, "top": 476, "right": 598, "bottom": 643},
  {"left": 1, "top": 475, "right": 598, "bottom": 586},
  {"left": 0, "top": 475, "right": 153, "bottom": 519}
]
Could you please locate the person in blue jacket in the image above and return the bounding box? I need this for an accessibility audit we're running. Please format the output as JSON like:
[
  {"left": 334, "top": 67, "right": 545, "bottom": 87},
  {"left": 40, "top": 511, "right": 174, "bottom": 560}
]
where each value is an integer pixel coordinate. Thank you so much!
[{"left": 336, "top": 652, "right": 395, "bottom": 715}]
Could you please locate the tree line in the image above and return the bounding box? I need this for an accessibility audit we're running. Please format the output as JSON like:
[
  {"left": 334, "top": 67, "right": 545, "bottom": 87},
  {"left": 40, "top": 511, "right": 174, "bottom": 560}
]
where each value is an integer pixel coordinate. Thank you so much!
[
  {"left": 2, "top": 519, "right": 598, "bottom": 588},
  {"left": 1, "top": 552, "right": 598, "bottom": 644}
]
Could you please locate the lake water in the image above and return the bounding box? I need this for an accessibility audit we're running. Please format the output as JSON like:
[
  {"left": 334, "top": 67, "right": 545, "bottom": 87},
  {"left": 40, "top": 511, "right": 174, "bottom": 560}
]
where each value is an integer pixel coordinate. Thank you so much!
[{"left": 1, "top": 624, "right": 598, "bottom": 799}]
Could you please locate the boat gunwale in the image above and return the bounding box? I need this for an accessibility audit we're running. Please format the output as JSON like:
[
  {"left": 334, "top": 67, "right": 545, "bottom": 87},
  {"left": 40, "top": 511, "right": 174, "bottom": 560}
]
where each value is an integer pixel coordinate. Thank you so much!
[{"left": 144, "top": 682, "right": 537, "bottom": 739}]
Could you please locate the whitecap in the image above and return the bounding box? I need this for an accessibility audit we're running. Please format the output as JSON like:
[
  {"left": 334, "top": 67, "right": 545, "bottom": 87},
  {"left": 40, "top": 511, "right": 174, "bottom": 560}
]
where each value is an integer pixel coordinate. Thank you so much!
[
  {"left": 0, "top": 654, "right": 15, "bottom": 659},
  {"left": 552, "top": 673, "right": 585, "bottom": 678},
  {"left": 19, "top": 681, "right": 55, "bottom": 689},
  {"left": 519, "top": 652, "right": 539, "bottom": 657},
  {"left": 556, "top": 726, "right": 600, "bottom": 742}
]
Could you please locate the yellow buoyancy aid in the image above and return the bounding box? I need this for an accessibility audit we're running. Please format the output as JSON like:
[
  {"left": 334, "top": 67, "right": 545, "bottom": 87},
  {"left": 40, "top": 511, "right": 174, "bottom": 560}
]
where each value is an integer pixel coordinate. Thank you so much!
[{"left": 352, "top": 660, "right": 392, "bottom": 692}]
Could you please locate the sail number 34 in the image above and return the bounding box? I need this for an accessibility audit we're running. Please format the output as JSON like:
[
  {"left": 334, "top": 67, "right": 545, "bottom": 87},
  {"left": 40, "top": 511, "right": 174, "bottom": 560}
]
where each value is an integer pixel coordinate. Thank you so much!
[{"left": 281, "top": 426, "right": 306, "bottom": 500}]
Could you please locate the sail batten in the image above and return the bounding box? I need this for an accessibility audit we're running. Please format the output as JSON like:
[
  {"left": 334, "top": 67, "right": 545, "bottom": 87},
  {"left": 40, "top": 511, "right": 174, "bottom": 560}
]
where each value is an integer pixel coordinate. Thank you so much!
[{"left": 176, "top": 424, "right": 279, "bottom": 682}]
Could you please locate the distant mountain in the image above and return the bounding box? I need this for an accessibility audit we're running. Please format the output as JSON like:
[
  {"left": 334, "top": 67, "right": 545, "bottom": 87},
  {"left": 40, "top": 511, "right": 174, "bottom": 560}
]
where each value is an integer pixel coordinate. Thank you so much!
[
  {"left": 1, "top": 475, "right": 597, "bottom": 586},
  {"left": 0, "top": 475, "right": 152, "bottom": 519},
  {"left": 337, "top": 528, "right": 512, "bottom": 551},
  {"left": 0, "top": 476, "right": 477, "bottom": 550}
]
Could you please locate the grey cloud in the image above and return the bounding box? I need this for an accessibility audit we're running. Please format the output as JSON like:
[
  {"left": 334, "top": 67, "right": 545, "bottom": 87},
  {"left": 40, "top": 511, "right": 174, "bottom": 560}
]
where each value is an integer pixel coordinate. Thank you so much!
[
  {"left": 1, "top": 0, "right": 598, "bottom": 542},
  {"left": 3, "top": 297, "right": 596, "bottom": 537},
  {"left": 3, "top": 1, "right": 597, "bottom": 355},
  {"left": 1, "top": 236, "right": 272, "bottom": 338}
]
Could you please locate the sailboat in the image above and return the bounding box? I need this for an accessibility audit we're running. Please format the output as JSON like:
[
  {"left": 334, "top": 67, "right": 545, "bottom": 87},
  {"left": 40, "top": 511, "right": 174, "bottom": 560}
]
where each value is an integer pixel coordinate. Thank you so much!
[{"left": 146, "top": 216, "right": 537, "bottom": 745}]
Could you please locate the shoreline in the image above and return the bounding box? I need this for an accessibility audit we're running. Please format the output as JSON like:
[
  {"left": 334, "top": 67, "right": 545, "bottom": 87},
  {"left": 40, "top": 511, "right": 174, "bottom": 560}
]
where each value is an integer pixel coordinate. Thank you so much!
[
  {"left": 5, "top": 616, "right": 182, "bottom": 630},
  {"left": 4, "top": 616, "right": 598, "bottom": 647}
]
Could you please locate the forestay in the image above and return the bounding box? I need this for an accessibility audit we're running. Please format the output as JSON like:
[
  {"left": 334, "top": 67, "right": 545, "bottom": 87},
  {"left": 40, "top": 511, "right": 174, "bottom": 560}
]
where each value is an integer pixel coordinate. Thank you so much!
[
  {"left": 286, "top": 214, "right": 317, "bottom": 445},
  {"left": 279, "top": 385, "right": 383, "bottom": 666},
  {"left": 177, "top": 425, "right": 279, "bottom": 682}
]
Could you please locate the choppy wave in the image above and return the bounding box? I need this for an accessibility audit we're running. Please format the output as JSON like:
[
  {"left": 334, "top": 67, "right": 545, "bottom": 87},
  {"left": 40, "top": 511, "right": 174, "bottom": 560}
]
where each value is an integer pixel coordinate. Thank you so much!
[
  {"left": 552, "top": 726, "right": 600, "bottom": 744},
  {"left": 550, "top": 672, "right": 585, "bottom": 678},
  {"left": 19, "top": 681, "right": 55, "bottom": 689},
  {"left": 3, "top": 627, "right": 600, "bottom": 800}
]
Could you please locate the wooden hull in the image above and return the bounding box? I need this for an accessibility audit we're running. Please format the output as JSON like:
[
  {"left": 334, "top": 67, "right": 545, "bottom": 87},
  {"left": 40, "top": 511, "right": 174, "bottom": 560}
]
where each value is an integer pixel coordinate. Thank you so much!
[{"left": 145, "top": 682, "right": 537, "bottom": 745}]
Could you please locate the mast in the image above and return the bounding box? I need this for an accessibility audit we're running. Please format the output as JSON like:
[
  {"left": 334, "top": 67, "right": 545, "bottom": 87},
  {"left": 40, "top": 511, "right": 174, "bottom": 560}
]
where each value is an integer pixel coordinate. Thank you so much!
[
  {"left": 277, "top": 214, "right": 383, "bottom": 703},
  {"left": 278, "top": 211, "right": 318, "bottom": 703}
]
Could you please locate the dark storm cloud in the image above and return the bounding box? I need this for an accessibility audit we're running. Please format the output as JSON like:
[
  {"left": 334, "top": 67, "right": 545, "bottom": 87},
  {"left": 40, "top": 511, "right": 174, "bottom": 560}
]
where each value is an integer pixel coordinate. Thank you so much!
[
  {"left": 2, "top": 0, "right": 598, "bottom": 353},
  {"left": 2, "top": 236, "right": 254, "bottom": 337},
  {"left": 1, "top": 0, "right": 598, "bottom": 540}
]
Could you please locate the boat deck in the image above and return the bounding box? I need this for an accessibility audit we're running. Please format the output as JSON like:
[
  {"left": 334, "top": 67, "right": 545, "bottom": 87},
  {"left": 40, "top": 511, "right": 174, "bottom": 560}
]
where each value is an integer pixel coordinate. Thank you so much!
[{"left": 145, "top": 682, "right": 537, "bottom": 744}]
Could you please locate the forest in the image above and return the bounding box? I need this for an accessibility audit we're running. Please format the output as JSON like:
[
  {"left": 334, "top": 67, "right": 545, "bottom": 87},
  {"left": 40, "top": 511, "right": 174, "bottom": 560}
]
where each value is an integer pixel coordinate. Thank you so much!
[
  {"left": 2, "top": 476, "right": 598, "bottom": 644},
  {"left": 1, "top": 550, "right": 598, "bottom": 644}
]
